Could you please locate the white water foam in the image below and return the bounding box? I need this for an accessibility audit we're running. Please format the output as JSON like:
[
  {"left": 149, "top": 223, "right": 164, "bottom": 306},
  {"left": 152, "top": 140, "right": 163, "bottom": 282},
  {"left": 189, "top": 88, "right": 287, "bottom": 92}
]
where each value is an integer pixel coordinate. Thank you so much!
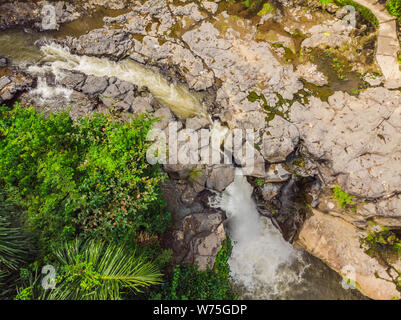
[
  {"left": 211, "top": 171, "right": 308, "bottom": 299},
  {"left": 36, "top": 43, "right": 205, "bottom": 119}
]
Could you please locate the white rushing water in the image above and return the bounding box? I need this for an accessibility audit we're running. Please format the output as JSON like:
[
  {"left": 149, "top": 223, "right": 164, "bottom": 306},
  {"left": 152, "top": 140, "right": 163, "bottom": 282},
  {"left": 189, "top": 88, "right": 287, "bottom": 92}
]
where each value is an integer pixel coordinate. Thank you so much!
[
  {"left": 211, "top": 171, "right": 308, "bottom": 299},
  {"left": 35, "top": 43, "right": 205, "bottom": 119}
]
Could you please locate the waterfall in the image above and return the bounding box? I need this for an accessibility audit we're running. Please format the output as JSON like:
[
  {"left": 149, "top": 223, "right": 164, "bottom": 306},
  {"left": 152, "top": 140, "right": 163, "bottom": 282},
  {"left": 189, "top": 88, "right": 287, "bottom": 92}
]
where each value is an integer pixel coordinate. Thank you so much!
[{"left": 211, "top": 171, "right": 308, "bottom": 299}]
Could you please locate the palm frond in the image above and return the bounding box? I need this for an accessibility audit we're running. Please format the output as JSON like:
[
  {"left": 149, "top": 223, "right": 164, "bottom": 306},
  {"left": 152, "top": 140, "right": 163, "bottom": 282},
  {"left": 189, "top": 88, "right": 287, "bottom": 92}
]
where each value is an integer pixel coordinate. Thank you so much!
[{"left": 44, "top": 239, "right": 163, "bottom": 300}]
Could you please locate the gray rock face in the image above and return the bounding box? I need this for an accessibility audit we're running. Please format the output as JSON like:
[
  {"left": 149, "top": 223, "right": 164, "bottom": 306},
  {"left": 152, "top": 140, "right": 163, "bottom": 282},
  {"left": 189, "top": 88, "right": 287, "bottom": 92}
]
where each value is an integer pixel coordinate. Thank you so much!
[
  {"left": 290, "top": 88, "right": 401, "bottom": 198},
  {"left": 262, "top": 116, "right": 299, "bottom": 163},
  {"left": 81, "top": 75, "right": 108, "bottom": 97},
  {"left": 0, "top": 1, "right": 80, "bottom": 31},
  {"left": 0, "top": 57, "right": 8, "bottom": 67},
  {"left": 66, "top": 29, "right": 131, "bottom": 58},
  {"left": 182, "top": 22, "right": 302, "bottom": 129},
  {"left": 171, "top": 212, "right": 226, "bottom": 270},
  {"left": 0, "top": 72, "right": 33, "bottom": 104},
  {"left": 206, "top": 166, "right": 235, "bottom": 192}
]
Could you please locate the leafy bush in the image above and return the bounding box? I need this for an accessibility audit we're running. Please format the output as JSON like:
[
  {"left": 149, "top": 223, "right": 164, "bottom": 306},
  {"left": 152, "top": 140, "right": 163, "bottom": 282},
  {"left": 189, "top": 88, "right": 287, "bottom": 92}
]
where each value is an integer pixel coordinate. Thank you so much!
[
  {"left": 15, "top": 239, "right": 163, "bottom": 300},
  {"left": 151, "top": 239, "right": 237, "bottom": 300},
  {"left": 0, "top": 191, "right": 33, "bottom": 299},
  {"left": 0, "top": 104, "right": 171, "bottom": 253},
  {"left": 331, "top": 185, "right": 355, "bottom": 209},
  {"left": 386, "top": 0, "right": 401, "bottom": 22}
]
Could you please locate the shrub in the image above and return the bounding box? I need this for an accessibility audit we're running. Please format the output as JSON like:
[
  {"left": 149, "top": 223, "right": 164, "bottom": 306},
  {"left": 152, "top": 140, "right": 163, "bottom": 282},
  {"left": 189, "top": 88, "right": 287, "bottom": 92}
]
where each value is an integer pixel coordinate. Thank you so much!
[
  {"left": 0, "top": 103, "right": 171, "bottom": 254},
  {"left": 151, "top": 239, "right": 237, "bottom": 300},
  {"left": 386, "top": 0, "right": 401, "bottom": 22}
]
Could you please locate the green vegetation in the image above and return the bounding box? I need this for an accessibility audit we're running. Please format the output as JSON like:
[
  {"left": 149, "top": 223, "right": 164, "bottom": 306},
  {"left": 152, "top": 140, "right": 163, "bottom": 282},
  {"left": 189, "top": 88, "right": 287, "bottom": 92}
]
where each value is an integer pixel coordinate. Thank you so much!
[
  {"left": 334, "top": 0, "right": 379, "bottom": 27},
  {"left": 255, "top": 178, "right": 265, "bottom": 187},
  {"left": 361, "top": 225, "right": 401, "bottom": 293},
  {"left": 331, "top": 185, "right": 355, "bottom": 209},
  {"left": 0, "top": 103, "right": 235, "bottom": 300},
  {"left": 257, "top": 3, "right": 274, "bottom": 15},
  {"left": 151, "top": 239, "right": 236, "bottom": 300},
  {"left": 318, "top": 0, "right": 333, "bottom": 6},
  {"left": 386, "top": 0, "right": 401, "bottom": 23},
  {"left": 0, "top": 104, "right": 170, "bottom": 252}
]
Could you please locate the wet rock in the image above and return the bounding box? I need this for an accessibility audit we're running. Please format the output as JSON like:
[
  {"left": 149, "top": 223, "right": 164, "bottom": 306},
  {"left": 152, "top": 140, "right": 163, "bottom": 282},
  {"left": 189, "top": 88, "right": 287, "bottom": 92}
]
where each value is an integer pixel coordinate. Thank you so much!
[
  {"left": 81, "top": 75, "right": 108, "bottom": 97},
  {"left": 171, "top": 212, "right": 226, "bottom": 270},
  {"left": 56, "top": 70, "right": 87, "bottom": 90},
  {"left": 0, "top": 57, "right": 8, "bottom": 67},
  {"left": 0, "top": 72, "right": 33, "bottom": 104},
  {"left": 206, "top": 166, "right": 235, "bottom": 192},
  {"left": 274, "top": 176, "right": 307, "bottom": 242},
  {"left": 296, "top": 209, "right": 401, "bottom": 300}
]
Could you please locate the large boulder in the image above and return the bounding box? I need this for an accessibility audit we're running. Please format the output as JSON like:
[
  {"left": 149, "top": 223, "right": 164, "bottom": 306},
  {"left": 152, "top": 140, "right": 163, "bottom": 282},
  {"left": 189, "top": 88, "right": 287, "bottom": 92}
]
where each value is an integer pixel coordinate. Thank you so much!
[{"left": 296, "top": 209, "right": 401, "bottom": 300}]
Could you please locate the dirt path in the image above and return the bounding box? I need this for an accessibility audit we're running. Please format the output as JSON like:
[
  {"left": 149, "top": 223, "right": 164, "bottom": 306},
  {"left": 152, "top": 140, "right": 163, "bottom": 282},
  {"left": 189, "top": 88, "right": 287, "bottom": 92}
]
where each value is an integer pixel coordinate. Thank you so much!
[{"left": 356, "top": 0, "right": 401, "bottom": 88}]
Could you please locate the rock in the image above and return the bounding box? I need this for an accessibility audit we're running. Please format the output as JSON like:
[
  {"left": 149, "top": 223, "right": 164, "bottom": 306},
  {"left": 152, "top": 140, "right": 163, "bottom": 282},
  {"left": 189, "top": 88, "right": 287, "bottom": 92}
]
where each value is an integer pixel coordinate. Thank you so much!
[
  {"left": 0, "top": 77, "right": 11, "bottom": 91},
  {"left": 171, "top": 212, "right": 226, "bottom": 270},
  {"left": 0, "top": 57, "right": 8, "bottom": 67},
  {"left": 65, "top": 29, "right": 131, "bottom": 58},
  {"left": 261, "top": 116, "right": 299, "bottom": 163},
  {"left": 296, "top": 209, "right": 401, "bottom": 300},
  {"left": 301, "top": 19, "right": 353, "bottom": 49},
  {"left": 290, "top": 88, "right": 401, "bottom": 198},
  {"left": 202, "top": 1, "right": 218, "bottom": 14},
  {"left": 186, "top": 115, "right": 210, "bottom": 131},
  {"left": 81, "top": 75, "right": 108, "bottom": 97},
  {"left": 295, "top": 62, "right": 328, "bottom": 86},
  {"left": 56, "top": 70, "right": 87, "bottom": 90},
  {"left": 153, "top": 107, "right": 174, "bottom": 130},
  {"left": 206, "top": 166, "right": 235, "bottom": 192},
  {"left": 265, "top": 164, "right": 291, "bottom": 183},
  {"left": 261, "top": 182, "right": 284, "bottom": 202}
]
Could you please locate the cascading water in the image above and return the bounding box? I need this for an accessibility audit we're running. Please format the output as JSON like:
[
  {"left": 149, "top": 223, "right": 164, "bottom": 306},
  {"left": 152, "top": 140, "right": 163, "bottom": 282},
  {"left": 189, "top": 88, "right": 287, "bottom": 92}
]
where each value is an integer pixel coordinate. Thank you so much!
[
  {"left": 36, "top": 44, "right": 205, "bottom": 119},
  {"left": 211, "top": 171, "right": 309, "bottom": 299}
]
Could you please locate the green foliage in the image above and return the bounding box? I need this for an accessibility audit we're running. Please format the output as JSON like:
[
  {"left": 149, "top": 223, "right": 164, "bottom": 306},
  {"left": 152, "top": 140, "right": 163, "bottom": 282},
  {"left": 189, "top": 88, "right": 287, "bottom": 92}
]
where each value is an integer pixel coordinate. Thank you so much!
[
  {"left": 42, "top": 239, "right": 163, "bottom": 300},
  {"left": 151, "top": 239, "right": 236, "bottom": 300},
  {"left": 333, "top": 0, "right": 379, "bottom": 26},
  {"left": 0, "top": 191, "right": 33, "bottom": 299},
  {"left": 386, "top": 0, "right": 401, "bottom": 22},
  {"left": 257, "top": 3, "right": 274, "bottom": 15},
  {"left": 255, "top": 178, "right": 265, "bottom": 187},
  {"left": 319, "top": 0, "right": 333, "bottom": 6},
  {"left": 362, "top": 225, "right": 401, "bottom": 293},
  {"left": 0, "top": 104, "right": 171, "bottom": 253},
  {"left": 331, "top": 185, "right": 355, "bottom": 209}
]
